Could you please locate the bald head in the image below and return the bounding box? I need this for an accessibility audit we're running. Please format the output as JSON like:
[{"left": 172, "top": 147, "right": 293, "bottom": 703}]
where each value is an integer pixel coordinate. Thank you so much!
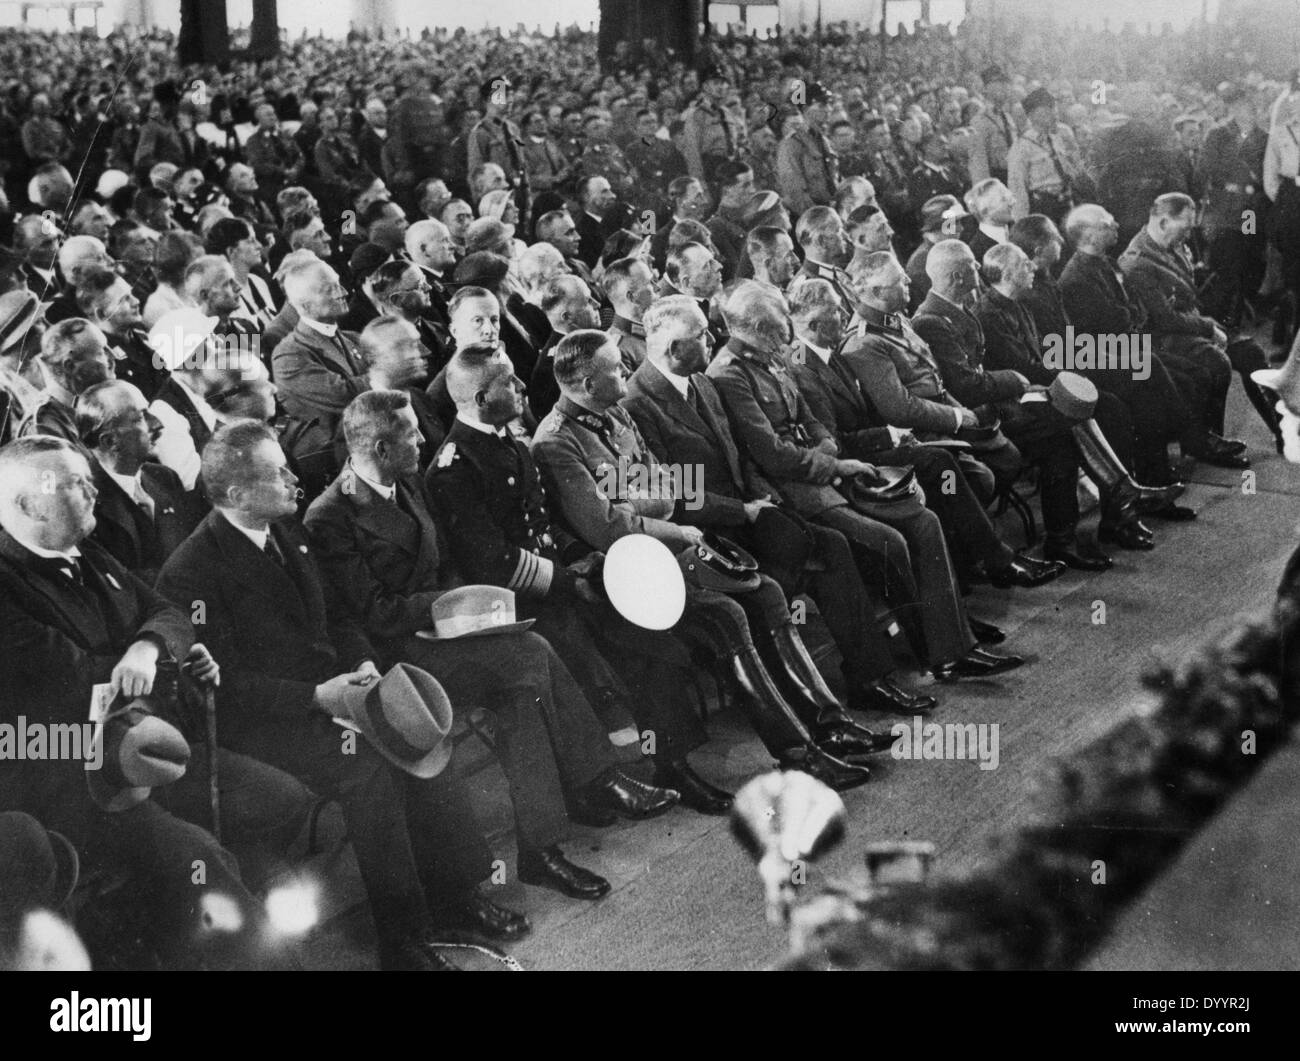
[
  {"left": 57, "top": 236, "right": 112, "bottom": 286},
  {"left": 925, "top": 239, "right": 979, "bottom": 301},
  {"left": 405, "top": 218, "right": 457, "bottom": 274}
]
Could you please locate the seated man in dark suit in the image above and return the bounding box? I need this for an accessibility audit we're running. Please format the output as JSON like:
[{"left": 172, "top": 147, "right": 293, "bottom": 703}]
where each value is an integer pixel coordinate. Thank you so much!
[
  {"left": 367, "top": 259, "right": 451, "bottom": 374},
  {"left": 75, "top": 380, "right": 204, "bottom": 583},
  {"left": 624, "top": 294, "right": 940, "bottom": 715},
  {"left": 1058, "top": 204, "right": 1194, "bottom": 487},
  {"left": 1015, "top": 210, "right": 1189, "bottom": 507},
  {"left": 0, "top": 435, "right": 312, "bottom": 970},
  {"left": 271, "top": 258, "right": 370, "bottom": 462},
  {"left": 156, "top": 420, "right": 528, "bottom": 970},
  {"left": 787, "top": 275, "right": 1063, "bottom": 592},
  {"left": 22, "top": 319, "right": 114, "bottom": 455},
  {"left": 357, "top": 316, "right": 445, "bottom": 472},
  {"left": 428, "top": 346, "right": 736, "bottom": 811},
  {"left": 976, "top": 242, "right": 1185, "bottom": 545},
  {"left": 527, "top": 275, "right": 603, "bottom": 422},
  {"left": 912, "top": 240, "right": 1099, "bottom": 570},
  {"left": 306, "top": 390, "right": 677, "bottom": 898}
]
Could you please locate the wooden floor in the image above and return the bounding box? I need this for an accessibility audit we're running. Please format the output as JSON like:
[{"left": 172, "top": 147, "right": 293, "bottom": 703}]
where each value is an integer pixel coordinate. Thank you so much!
[{"left": 304, "top": 360, "right": 1300, "bottom": 971}]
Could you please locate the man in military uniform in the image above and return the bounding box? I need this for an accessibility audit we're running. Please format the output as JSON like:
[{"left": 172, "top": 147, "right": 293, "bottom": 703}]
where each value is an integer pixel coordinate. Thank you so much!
[
  {"left": 425, "top": 345, "right": 728, "bottom": 811},
  {"left": 1119, "top": 193, "right": 1275, "bottom": 460},
  {"left": 787, "top": 275, "right": 1062, "bottom": 593},
  {"left": 624, "top": 295, "right": 939, "bottom": 716},
  {"left": 243, "top": 104, "right": 304, "bottom": 210},
  {"left": 604, "top": 257, "right": 655, "bottom": 373},
  {"left": 791, "top": 206, "right": 860, "bottom": 312},
  {"left": 708, "top": 280, "right": 1022, "bottom": 683},
  {"left": 967, "top": 66, "right": 1019, "bottom": 183},
  {"left": 574, "top": 112, "right": 636, "bottom": 204},
  {"left": 860, "top": 118, "right": 914, "bottom": 250},
  {"left": 466, "top": 77, "right": 527, "bottom": 190},
  {"left": 625, "top": 108, "right": 688, "bottom": 220},
  {"left": 531, "top": 329, "right": 876, "bottom": 789},
  {"left": 681, "top": 65, "right": 745, "bottom": 186},
  {"left": 1007, "top": 88, "right": 1086, "bottom": 224},
  {"left": 776, "top": 83, "right": 840, "bottom": 217},
  {"left": 1200, "top": 85, "right": 1268, "bottom": 329}
]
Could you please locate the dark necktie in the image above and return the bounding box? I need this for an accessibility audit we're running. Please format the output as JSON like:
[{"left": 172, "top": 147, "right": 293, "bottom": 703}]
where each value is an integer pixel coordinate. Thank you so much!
[
  {"left": 686, "top": 379, "right": 700, "bottom": 413},
  {"left": 263, "top": 535, "right": 286, "bottom": 567},
  {"left": 36, "top": 555, "right": 83, "bottom": 584}
]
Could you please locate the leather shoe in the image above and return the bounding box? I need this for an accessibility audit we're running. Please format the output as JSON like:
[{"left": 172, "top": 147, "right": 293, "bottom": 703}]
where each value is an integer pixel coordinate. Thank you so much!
[
  {"left": 654, "top": 760, "right": 732, "bottom": 815},
  {"left": 518, "top": 846, "right": 611, "bottom": 900},
  {"left": 934, "top": 649, "right": 1025, "bottom": 681},
  {"left": 379, "top": 937, "right": 461, "bottom": 971},
  {"left": 1206, "top": 431, "right": 1247, "bottom": 456},
  {"left": 1197, "top": 449, "right": 1250, "bottom": 469},
  {"left": 814, "top": 726, "right": 894, "bottom": 762},
  {"left": 1147, "top": 502, "right": 1197, "bottom": 522},
  {"left": 1099, "top": 520, "right": 1155, "bottom": 550},
  {"left": 1043, "top": 543, "right": 1113, "bottom": 571},
  {"left": 848, "top": 677, "right": 937, "bottom": 715},
  {"left": 986, "top": 554, "right": 1064, "bottom": 588},
  {"left": 968, "top": 617, "right": 1006, "bottom": 645},
  {"left": 429, "top": 892, "right": 531, "bottom": 942},
  {"left": 571, "top": 767, "right": 680, "bottom": 823},
  {"left": 779, "top": 743, "right": 871, "bottom": 790}
]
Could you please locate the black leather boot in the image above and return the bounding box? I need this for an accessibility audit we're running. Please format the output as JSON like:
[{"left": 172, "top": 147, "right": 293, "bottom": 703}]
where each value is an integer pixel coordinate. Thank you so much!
[
  {"left": 1072, "top": 418, "right": 1184, "bottom": 516},
  {"left": 728, "top": 648, "right": 872, "bottom": 787},
  {"left": 761, "top": 625, "right": 894, "bottom": 757}
]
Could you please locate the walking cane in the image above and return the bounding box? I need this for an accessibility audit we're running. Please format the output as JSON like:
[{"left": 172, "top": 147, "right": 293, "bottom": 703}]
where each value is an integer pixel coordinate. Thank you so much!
[{"left": 203, "top": 682, "right": 222, "bottom": 844}]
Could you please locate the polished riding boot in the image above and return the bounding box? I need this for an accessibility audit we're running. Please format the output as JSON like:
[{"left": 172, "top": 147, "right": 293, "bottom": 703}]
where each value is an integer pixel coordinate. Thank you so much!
[
  {"left": 1072, "top": 418, "right": 1182, "bottom": 520},
  {"left": 763, "top": 625, "right": 892, "bottom": 750},
  {"left": 728, "top": 648, "right": 871, "bottom": 787}
]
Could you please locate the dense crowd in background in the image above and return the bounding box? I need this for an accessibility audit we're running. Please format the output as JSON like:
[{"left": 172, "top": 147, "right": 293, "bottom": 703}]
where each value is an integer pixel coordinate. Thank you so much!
[{"left": 3, "top": 10, "right": 1300, "bottom": 972}]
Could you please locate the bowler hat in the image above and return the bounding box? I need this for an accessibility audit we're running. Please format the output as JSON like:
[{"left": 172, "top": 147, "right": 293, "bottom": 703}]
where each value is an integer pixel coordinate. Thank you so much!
[
  {"left": 87, "top": 698, "right": 192, "bottom": 812},
  {"left": 0, "top": 812, "right": 79, "bottom": 919},
  {"left": 319, "top": 663, "right": 454, "bottom": 779},
  {"left": 1047, "top": 371, "right": 1098, "bottom": 421},
  {"left": 421, "top": 584, "right": 535, "bottom": 640},
  {"left": 698, "top": 63, "right": 730, "bottom": 85},
  {"left": 678, "top": 533, "right": 762, "bottom": 593}
]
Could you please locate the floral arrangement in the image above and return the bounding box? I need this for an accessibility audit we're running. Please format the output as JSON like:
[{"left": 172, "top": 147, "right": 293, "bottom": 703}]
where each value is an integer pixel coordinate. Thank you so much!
[{"left": 782, "top": 596, "right": 1298, "bottom": 970}]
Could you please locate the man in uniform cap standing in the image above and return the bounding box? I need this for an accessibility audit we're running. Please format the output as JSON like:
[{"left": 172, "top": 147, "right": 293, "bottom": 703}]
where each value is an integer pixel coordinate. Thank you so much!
[
  {"left": 776, "top": 82, "right": 840, "bottom": 217},
  {"left": 681, "top": 65, "right": 746, "bottom": 185},
  {"left": 1007, "top": 88, "right": 1086, "bottom": 223},
  {"left": 968, "top": 66, "right": 1020, "bottom": 184}
]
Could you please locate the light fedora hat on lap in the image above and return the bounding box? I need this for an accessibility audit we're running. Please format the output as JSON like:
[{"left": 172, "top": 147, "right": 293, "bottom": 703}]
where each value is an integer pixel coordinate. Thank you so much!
[
  {"left": 319, "top": 663, "right": 454, "bottom": 779},
  {"left": 420, "top": 584, "right": 535, "bottom": 640}
]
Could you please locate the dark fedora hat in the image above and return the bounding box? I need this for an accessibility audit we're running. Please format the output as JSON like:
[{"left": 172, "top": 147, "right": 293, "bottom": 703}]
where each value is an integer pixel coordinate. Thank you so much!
[
  {"left": 319, "top": 663, "right": 454, "bottom": 779},
  {"left": 87, "top": 698, "right": 191, "bottom": 813},
  {"left": 0, "top": 812, "right": 79, "bottom": 920},
  {"left": 679, "top": 532, "right": 762, "bottom": 593}
]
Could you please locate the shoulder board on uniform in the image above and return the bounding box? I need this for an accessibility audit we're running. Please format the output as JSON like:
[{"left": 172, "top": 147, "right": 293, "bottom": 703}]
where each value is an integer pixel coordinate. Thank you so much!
[{"left": 435, "top": 442, "right": 458, "bottom": 468}]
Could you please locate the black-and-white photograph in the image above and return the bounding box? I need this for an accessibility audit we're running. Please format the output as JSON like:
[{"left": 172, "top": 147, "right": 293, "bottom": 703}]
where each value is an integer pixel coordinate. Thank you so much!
[{"left": 0, "top": 0, "right": 1294, "bottom": 1004}]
